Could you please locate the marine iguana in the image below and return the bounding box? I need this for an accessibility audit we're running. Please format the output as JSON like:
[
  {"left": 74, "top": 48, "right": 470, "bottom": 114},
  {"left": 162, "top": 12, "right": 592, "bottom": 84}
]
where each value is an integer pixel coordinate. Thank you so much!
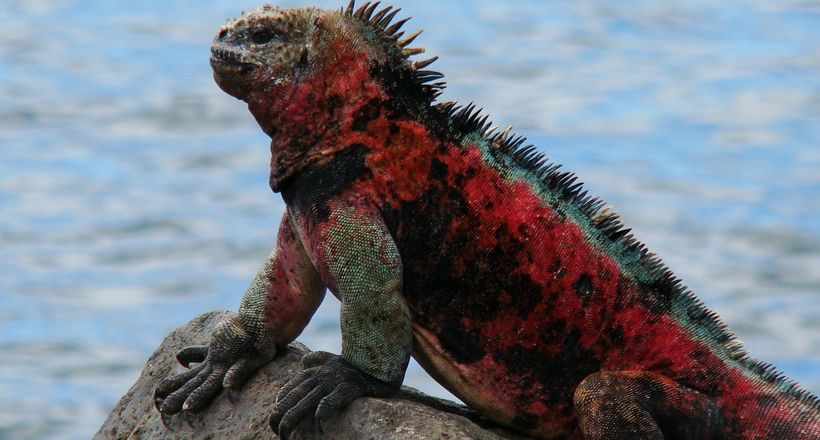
[{"left": 153, "top": 2, "right": 820, "bottom": 438}]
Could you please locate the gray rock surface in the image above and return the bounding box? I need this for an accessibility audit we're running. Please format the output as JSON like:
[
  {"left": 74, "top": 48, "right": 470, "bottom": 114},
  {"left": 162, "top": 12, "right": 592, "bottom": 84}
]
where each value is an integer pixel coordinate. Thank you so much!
[{"left": 95, "top": 311, "right": 533, "bottom": 439}]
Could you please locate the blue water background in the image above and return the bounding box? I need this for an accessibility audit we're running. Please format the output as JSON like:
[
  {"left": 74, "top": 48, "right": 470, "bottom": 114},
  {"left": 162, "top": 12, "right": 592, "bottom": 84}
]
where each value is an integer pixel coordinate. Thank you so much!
[{"left": 1, "top": 1, "right": 818, "bottom": 438}]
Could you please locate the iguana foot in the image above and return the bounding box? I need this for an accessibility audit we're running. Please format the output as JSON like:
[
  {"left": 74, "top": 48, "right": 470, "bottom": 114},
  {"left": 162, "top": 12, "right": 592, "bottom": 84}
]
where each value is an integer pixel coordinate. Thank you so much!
[
  {"left": 574, "top": 371, "right": 723, "bottom": 440},
  {"left": 269, "top": 351, "right": 399, "bottom": 440},
  {"left": 154, "top": 313, "right": 275, "bottom": 419}
]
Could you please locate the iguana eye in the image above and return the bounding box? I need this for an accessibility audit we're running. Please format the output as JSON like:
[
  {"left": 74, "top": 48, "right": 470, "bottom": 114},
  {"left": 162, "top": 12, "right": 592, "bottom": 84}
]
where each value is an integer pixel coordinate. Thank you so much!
[{"left": 251, "top": 28, "right": 275, "bottom": 44}]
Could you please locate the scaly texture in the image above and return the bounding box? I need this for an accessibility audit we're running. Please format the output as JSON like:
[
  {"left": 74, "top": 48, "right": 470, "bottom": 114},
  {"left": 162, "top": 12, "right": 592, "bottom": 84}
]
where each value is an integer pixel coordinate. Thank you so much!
[{"left": 155, "top": 2, "right": 820, "bottom": 439}]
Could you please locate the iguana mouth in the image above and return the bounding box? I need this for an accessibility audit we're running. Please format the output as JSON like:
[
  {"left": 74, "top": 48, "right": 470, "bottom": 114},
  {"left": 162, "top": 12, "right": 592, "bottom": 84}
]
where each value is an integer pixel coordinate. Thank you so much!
[{"left": 210, "top": 46, "right": 256, "bottom": 72}]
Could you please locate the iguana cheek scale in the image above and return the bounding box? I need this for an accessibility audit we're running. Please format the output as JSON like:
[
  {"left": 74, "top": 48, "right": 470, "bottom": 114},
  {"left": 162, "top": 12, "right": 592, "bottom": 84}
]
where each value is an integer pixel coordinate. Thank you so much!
[{"left": 153, "top": 2, "right": 820, "bottom": 439}]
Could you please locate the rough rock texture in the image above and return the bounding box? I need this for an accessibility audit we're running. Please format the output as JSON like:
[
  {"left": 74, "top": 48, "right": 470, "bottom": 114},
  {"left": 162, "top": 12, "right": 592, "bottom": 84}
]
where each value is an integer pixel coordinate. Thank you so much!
[{"left": 95, "top": 311, "right": 533, "bottom": 439}]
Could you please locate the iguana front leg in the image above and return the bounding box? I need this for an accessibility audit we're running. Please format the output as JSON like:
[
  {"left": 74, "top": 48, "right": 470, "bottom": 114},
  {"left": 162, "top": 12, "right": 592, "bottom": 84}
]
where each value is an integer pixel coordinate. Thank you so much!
[
  {"left": 154, "top": 211, "right": 326, "bottom": 418},
  {"left": 268, "top": 199, "right": 412, "bottom": 439}
]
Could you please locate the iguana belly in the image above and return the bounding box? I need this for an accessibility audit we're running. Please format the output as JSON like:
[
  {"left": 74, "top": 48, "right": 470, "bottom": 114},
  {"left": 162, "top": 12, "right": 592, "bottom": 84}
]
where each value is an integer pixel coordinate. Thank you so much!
[{"left": 411, "top": 322, "right": 575, "bottom": 439}]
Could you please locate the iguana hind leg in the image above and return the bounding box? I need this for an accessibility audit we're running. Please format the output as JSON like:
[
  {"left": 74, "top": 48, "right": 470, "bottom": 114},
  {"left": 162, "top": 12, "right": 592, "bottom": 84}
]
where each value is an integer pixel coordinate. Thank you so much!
[{"left": 573, "top": 370, "right": 723, "bottom": 440}]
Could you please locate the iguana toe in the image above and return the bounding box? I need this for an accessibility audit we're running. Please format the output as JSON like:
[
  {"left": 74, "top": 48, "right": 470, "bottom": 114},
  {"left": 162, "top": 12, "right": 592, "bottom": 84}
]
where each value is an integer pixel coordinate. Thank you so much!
[
  {"left": 182, "top": 366, "right": 226, "bottom": 412},
  {"left": 314, "top": 383, "right": 362, "bottom": 433},
  {"left": 223, "top": 357, "right": 260, "bottom": 391},
  {"left": 175, "top": 345, "right": 208, "bottom": 368},
  {"left": 154, "top": 366, "right": 200, "bottom": 412},
  {"left": 159, "top": 367, "right": 210, "bottom": 415}
]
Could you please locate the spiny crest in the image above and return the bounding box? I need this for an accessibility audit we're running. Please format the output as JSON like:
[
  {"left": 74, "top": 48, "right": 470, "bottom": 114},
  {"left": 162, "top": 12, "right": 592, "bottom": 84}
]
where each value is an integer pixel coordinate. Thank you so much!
[
  {"left": 443, "top": 103, "right": 658, "bottom": 256},
  {"left": 342, "top": 1, "right": 446, "bottom": 99},
  {"left": 443, "top": 102, "right": 820, "bottom": 411},
  {"left": 674, "top": 286, "right": 818, "bottom": 411}
]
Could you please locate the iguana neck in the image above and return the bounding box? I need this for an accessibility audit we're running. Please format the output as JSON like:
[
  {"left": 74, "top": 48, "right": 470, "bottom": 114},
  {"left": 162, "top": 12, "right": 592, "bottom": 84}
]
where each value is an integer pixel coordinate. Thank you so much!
[{"left": 245, "top": 45, "right": 389, "bottom": 192}]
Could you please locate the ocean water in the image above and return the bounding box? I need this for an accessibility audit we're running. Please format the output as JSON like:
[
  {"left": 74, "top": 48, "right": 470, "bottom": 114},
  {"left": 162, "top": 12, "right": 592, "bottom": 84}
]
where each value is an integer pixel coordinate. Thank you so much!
[{"left": 1, "top": 1, "right": 818, "bottom": 438}]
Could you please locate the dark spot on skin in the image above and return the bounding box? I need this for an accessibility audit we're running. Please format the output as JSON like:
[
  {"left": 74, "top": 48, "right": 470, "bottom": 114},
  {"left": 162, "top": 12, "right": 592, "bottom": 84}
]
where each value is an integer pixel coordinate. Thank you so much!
[
  {"left": 606, "top": 325, "right": 624, "bottom": 347},
  {"left": 514, "top": 280, "right": 542, "bottom": 318},
  {"left": 562, "top": 329, "right": 582, "bottom": 351},
  {"left": 511, "top": 412, "right": 539, "bottom": 430},
  {"left": 542, "top": 291, "right": 559, "bottom": 314},
  {"left": 389, "top": 124, "right": 400, "bottom": 135},
  {"left": 465, "top": 167, "right": 476, "bottom": 178},
  {"left": 637, "top": 279, "right": 676, "bottom": 314},
  {"left": 647, "top": 358, "right": 674, "bottom": 371},
  {"left": 398, "top": 184, "right": 506, "bottom": 324},
  {"left": 686, "top": 305, "right": 707, "bottom": 322},
  {"left": 753, "top": 394, "right": 779, "bottom": 410},
  {"left": 351, "top": 98, "right": 382, "bottom": 132},
  {"left": 573, "top": 273, "right": 598, "bottom": 307},
  {"left": 501, "top": 328, "right": 600, "bottom": 409},
  {"left": 494, "top": 224, "right": 507, "bottom": 241},
  {"left": 380, "top": 203, "right": 400, "bottom": 236},
  {"left": 451, "top": 171, "right": 467, "bottom": 189},
  {"left": 429, "top": 158, "right": 448, "bottom": 180},
  {"left": 613, "top": 278, "right": 633, "bottom": 313},
  {"left": 281, "top": 144, "right": 370, "bottom": 221},
  {"left": 573, "top": 274, "right": 593, "bottom": 299},
  {"left": 438, "top": 322, "right": 486, "bottom": 364},
  {"left": 326, "top": 94, "right": 343, "bottom": 114}
]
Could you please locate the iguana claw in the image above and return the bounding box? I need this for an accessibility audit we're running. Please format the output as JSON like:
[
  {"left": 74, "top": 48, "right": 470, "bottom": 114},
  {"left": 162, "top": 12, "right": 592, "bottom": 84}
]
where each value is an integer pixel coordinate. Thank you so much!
[
  {"left": 226, "top": 388, "right": 240, "bottom": 404},
  {"left": 268, "top": 351, "right": 399, "bottom": 440}
]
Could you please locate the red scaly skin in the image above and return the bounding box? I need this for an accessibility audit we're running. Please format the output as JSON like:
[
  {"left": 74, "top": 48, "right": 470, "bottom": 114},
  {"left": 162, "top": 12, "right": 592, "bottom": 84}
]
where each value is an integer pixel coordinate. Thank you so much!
[
  {"left": 252, "top": 213, "right": 327, "bottom": 347},
  {"left": 160, "top": 3, "right": 820, "bottom": 439}
]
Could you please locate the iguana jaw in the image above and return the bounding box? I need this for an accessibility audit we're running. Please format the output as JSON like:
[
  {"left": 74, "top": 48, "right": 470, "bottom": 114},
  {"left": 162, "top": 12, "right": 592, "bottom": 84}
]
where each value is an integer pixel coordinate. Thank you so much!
[
  {"left": 210, "top": 46, "right": 256, "bottom": 73},
  {"left": 210, "top": 45, "right": 259, "bottom": 99}
]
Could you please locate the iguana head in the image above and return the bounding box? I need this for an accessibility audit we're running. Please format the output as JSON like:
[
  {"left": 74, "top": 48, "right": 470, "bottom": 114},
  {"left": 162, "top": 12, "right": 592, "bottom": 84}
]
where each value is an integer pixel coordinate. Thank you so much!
[
  {"left": 210, "top": 4, "right": 319, "bottom": 101},
  {"left": 210, "top": 1, "right": 442, "bottom": 191}
]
